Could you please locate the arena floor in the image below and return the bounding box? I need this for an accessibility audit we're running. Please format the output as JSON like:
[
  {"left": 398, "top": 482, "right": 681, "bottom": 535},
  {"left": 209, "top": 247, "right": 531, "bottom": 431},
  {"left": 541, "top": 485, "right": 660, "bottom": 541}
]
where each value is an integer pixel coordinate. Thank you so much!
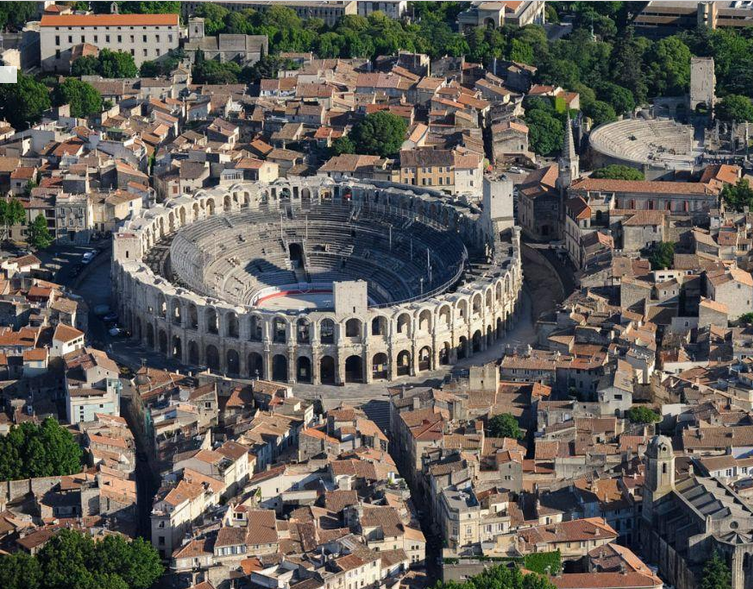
[{"left": 254, "top": 289, "right": 335, "bottom": 311}]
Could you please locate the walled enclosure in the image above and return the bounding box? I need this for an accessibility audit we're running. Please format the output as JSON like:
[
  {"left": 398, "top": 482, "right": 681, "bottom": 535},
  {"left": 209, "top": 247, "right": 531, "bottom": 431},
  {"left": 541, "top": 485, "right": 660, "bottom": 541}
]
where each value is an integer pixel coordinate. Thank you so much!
[{"left": 112, "top": 178, "right": 524, "bottom": 385}]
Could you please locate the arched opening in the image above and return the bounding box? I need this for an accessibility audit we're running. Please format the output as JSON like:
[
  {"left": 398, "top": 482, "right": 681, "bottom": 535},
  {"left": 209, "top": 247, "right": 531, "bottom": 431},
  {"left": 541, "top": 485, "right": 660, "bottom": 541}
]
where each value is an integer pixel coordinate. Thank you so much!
[
  {"left": 438, "top": 306, "right": 451, "bottom": 330},
  {"left": 249, "top": 315, "right": 263, "bottom": 341},
  {"left": 472, "top": 294, "right": 482, "bottom": 317},
  {"left": 172, "top": 335, "right": 182, "bottom": 359},
  {"left": 206, "top": 345, "right": 220, "bottom": 371},
  {"left": 485, "top": 290, "right": 493, "bottom": 311},
  {"left": 372, "top": 353, "right": 388, "bottom": 380},
  {"left": 396, "top": 350, "right": 411, "bottom": 376},
  {"left": 320, "top": 319, "right": 335, "bottom": 344},
  {"left": 146, "top": 324, "right": 155, "bottom": 348},
  {"left": 457, "top": 300, "right": 468, "bottom": 321},
  {"left": 296, "top": 356, "right": 311, "bottom": 383},
  {"left": 418, "top": 346, "right": 431, "bottom": 371},
  {"left": 189, "top": 304, "right": 198, "bottom": 329},
  {"left": 440, "top": 342, "right": 451, "bottom": 365},
  {"left": 223, "top": 194, "right": 232, "bottom": 212},
  {"left": 248, "top": 352, "right": 263, "bottom": 379},
  {"left": 472, "top": 330, "right": 482, "bottom": 353},
  {"left": 345, "top": 355, "right": 363, "bottom": 383},
  {"left": 297, "top": 319, "right": 310, "bottom": 343},
  {"left": 345, "top": 318, "right": 361, "bottom": 338},
  {"left": 418, "top": 310, "right": 431, "bottom": 332},
  {"left": 486, "top": 326, "right": 493, "bottom": 346},
  {"left": 396, "top": 313, "right": 411, "bottom": 336},
  {"left": 172, "top": 300, "right": 182, "bottom": 325},
  {"left": 226, "top": 349, "right": 240, "bottom": 375},
  {"left": 458, "top": 336, "right": 467, "bottom": 360},
  {"left": 226, "top": 312, "right": 239, "bottom": 338},
  {"left": 320, "top": 355, "right": 336, "bottom": 384},
  {"left": 273, "top": 318, "right": 287, "bottom": 343},
  {"left": 371, "top": 316, "right": 387, "bottom": 336},
  {"left": 188, "top": 341, "right": 199, "bottom": 364},
  {"left": 206, "top": 308, "right": 218, "bottom": 334},
  {"left": 289, "top": 243, "right": 303, "bottom": 265},
  {"left": 272, "top": 354, "right": 288, "bottom": 382},
  {"left": 158, "top": 329, "right": 168, "bottom": 354},
  {"left": 497, "top": 317, "right": 504, "bottom": 339}
]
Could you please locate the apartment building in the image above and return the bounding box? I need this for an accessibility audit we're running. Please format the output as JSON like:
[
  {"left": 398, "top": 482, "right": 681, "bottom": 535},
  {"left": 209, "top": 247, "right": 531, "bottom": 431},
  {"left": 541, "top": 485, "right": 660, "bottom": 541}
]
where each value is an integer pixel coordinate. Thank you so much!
[
  {"left": 398, "top": 149, "right": 483, "bottom": 195},
  {"left": 40, "top": 13, "right": 180, "bottom": 72}
]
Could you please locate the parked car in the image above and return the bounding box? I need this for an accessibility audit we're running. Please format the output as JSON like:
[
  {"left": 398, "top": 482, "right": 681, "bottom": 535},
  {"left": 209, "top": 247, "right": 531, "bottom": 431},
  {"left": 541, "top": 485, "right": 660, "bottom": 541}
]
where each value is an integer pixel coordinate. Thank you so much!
[
  {"left": 109, "top": 327, "right": 130, "bottom": 337},
  {"left": 103, "top": 312, "right": 118, "bottom": 323},
  {"left": 82, "top": 251, "right": 96, "bottom": 264}
]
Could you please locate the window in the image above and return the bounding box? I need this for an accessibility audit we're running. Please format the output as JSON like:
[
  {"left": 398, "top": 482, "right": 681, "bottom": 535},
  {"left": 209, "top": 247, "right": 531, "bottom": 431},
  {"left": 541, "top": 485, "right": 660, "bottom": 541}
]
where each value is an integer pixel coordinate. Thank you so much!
[
  {"left": 143, "top": 48, "right": 148, "bottom": 56},
  {"left": 168, "top": 34, "right": 173, "bottom": 42},
  {"left": 143, "top": 35, "right": 147, "bottom": 42},
  {"left": 117, "top": 35, "right": 122, "bottom": 42},
  {"left": 55, "top": 35, "right": 60, "bottom": 45},
  {"left": 106, "top": 35, "right": 110, "bottom": 42},
  {"left": 56, "top": 49, "right": 61, "bottom": 59},
  {"left": 68, "top": 35, "right": 72, "bottom": 43},
  {"left": 156, "top": 34, "right": 160, "bottom": 42}
]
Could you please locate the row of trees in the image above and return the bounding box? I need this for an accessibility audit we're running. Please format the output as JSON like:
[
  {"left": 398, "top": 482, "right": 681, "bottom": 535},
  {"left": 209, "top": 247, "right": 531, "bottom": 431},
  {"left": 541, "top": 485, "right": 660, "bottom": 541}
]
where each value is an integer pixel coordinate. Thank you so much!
[
  {"left": 435, "top": 561, "right": 555, "bottom": 589},
  {"left": 0, "top": 418, "right": 83, "bottom": 481},
  {"left": 0, "top": 529, "right": 164, "bottom": 589}
]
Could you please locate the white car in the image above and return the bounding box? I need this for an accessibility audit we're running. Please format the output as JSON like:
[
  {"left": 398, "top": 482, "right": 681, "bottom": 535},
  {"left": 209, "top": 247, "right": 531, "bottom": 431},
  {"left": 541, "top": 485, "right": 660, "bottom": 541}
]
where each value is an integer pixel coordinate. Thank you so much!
[{"left": 82, "top": 251, "right": 96, "bottom": 264}]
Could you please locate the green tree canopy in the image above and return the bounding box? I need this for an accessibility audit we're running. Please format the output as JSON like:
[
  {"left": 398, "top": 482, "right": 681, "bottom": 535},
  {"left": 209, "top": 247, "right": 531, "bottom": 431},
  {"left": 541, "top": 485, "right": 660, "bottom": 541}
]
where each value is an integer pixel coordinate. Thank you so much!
[
  {"left": 331, "top": 136, "right": 355, "bottom": 156},
  {"left": 0, "top": 72, "right": 51, "bottom": 130},
  {"left": 0, "top": 418, "right": 83, "bottom": 481},
  {"left": 591, "top": 165, "right": 645, "bottom": 180},
  {"left": 525, "top": 109, "right": 564, "bottom": 156},
  {"left": 627, "top": 406, "right": 661, "bottom": 424},
  {"left": 192, "top": 60, "right": 242, "bottom": 84},
  {"left": 0, "top": 2, "right": 37, "bottom": 31},
  {"left": 72, "top": 49, "right": 138, "bottom": 79},
  {"left": 646, "top": 36, "right": 691, "bottom": 97},
  {"left": 716, "top": 94, "right": 753, "bottom": 123},
  {"left": 647, "top": 241, "right": 675, "bottom": 271},
  {"left": 435, "top": 561, "right": 555, "bottom": 589},
  {"left": 595, "top": 82, "right": 635, "bottom": 116},
  {"left": 52, "top": 79, "right": 102, "bottom": 118},
  {"left": 350, "top": 111, "right": 407, "bottom": 157},
  {"left": 28, "top": 215, "right": 53, "bottom": 250},
  {"left": 486, "top": 413, "right": 524, "bottom": 440},
  {"left": 0, "top": 529, "right": 164, "bottom": 589},
  {"left": 721, "top": 179, "right": 753, "bottom": 212},
  {"left": 700, "top": 551, "right": 731, "bottom": 589},
  {"left": 584, "top": 100, "right": 617, "bottom": 127}
]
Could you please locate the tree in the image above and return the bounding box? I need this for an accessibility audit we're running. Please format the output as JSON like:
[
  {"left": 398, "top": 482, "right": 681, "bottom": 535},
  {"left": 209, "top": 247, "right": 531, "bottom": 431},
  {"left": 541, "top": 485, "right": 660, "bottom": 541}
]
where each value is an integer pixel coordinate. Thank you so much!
[
  {"left": 584, "top": 100, "right": 617, "bottom": 127},
  {"left": 52, "top": 79, "right": 102, "bottom": 118},
  {"left": 71, "top": 55, "right": 100, "bottom": 77},
  {"left": 0, "top": 72, "right": 51, "bottom": 130},
  {"left": 740, "top": 313, "right": 753, "bottom": 325},
  {"left": 331, "top": 136, "right": 355, "bottom": 156},
  {"left": 27, "top": 215, "right": 53, "bottom": 250},
  {"left": 435, "top": 561, "right": 556, "bottom": 589},
  {"left": 716, "top": 94, "right": 753, "bottom": 123},
  {"left": 524, "top": 551, "right": 561, "bottom": 575},
  {"left": 0, "top": 2, "right": 37, "bottom": 31},
  {"left": 591, "top": 165, "right": 645, "bottom": 180},
  {"left": 525, "top": 109, "right": 564, "bottom": 156},
  {"left": 486, "top": 413, "right": 524, "bottom": 440},
  {"left": 0, "top": 529, "right": 163, "bottom": 589},
  {"left": 0, "top": 197, "right": 27, "bottom": 241},
  {"left": 72, "top": 50, "right": 138, "bottom": 79},
  {"left": 195, "top": 4, "right": 230, "bottom": 36},
  {"left": 646, "top": 36, "right": 691, "bottom": 97},
  {"left": 595, "top": 82, "right": 635, "bottom": 116},
  {"left": 721, "top": 179, "right": 753, "bottom": 211},
  {"left": 0, "top": 418, "right": 83, "bottom": 481},
  {"left": 700, "top": 551, "right": 731, "bottom": 589},
  {"left": 647, "top": 241, "right": 675, "bottom": 270},
  {"left": 627, "top": 406, "right": 661, "bottom": 424},
  {"left": 350, "top": 111, "right": 407, "bottom": 157},
  {"left": 0, "top": 551, "right": 41, "bottom": 589},
  {"left": 240, "top": 55, "right": 299, "bottom": 84},
  {"left": 193, "top": 60, "right": 241, "bottom": 84},
  {"left": 97, "top": 49, "right": 138, "bottom": 78}
]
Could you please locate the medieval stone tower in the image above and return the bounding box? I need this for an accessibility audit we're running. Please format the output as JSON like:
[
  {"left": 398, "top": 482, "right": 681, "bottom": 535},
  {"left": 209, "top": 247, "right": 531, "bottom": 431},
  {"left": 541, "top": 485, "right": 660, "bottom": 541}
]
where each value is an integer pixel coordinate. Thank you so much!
[{"left": 642, "top": 435, "right": 675, "bottom": 523}]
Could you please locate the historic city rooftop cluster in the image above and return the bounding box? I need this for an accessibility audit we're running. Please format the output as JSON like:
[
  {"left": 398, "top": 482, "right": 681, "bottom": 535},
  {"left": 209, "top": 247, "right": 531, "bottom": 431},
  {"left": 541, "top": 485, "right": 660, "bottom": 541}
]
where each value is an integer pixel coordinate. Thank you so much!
[{"left": 0, "top": 2, "right": 753, "bottom": 589}]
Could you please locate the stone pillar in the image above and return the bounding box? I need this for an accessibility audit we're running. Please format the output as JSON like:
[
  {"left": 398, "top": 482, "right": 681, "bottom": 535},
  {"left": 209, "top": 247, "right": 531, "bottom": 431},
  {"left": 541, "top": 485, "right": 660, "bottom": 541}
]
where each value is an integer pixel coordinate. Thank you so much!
[
  {"left": 263, "top": 349, "right": 272, "bottom": 382},
  {"left": 336, "top": 354, "right": 346, "bottom": 385},
  {"left": 312, "top": 347, "right": 321, "bottom": 385},
  {"left": 364, "top": 349, "right": 372, "bottom": 384},
  {"left": 287, "top": 347, "right": 297, "bottom": 384}
]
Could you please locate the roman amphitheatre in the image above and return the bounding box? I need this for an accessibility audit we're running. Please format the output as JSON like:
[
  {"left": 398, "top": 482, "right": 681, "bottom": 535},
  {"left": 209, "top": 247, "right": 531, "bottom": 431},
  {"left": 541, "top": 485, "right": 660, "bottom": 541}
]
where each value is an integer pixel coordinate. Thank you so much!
[{"left": 112, "top": 178, "right": 523, "bottom": 386}]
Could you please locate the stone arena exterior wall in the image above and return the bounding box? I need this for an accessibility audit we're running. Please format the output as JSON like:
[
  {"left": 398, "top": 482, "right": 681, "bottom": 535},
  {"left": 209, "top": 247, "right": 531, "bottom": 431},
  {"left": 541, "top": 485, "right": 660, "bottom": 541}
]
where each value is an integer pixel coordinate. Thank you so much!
[{"left": 112, "top": 178, "right": 524, "bottom": 385}]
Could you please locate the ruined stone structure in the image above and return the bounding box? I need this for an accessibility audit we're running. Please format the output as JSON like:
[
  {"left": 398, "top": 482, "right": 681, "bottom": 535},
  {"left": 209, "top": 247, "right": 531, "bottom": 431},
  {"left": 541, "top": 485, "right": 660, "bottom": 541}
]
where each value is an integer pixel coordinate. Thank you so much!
[{"left": 112, "top": 178, "right": 523, "bottom": 385}]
